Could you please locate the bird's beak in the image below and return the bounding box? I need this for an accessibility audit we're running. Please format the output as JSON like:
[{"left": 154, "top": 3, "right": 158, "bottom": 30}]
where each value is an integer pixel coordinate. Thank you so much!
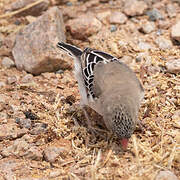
[{"left": 120, "top": 138, "right": 129, "bottom": 150}]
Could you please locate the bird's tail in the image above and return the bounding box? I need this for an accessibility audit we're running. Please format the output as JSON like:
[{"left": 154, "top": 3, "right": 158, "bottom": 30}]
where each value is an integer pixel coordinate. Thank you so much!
[{"left": 57, "top": 42, "right": 83, "bottom": 57}]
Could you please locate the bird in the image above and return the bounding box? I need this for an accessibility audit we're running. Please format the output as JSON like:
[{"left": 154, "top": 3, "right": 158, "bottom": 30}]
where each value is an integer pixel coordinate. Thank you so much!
[{"left": 57, "top": 41, "right": 144, "bottom": 150}]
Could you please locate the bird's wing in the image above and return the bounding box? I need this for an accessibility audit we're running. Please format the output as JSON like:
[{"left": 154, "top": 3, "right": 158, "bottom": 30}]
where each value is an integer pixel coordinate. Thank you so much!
[
  {"left": 81, "top": 48, "right": 119, "bottom": 99},
  {"left": 93, "top": 61, "right": 144, "bottom": 102}
]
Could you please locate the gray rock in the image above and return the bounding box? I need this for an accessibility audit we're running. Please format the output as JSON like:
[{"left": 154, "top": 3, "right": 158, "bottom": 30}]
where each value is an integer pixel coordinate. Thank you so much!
[
  {"left": 155, "top": 36, "right": 172, "bottom": 50},
  {"left": 109, "top": 11, "right": 127, "bottom": 24},
  {"left": 1, "top": 57, "right": 15, "bottom": 68},
  {"left": 43, "top": 146, "right": 67, "bottom": 163},
  {"left": 155, "top": 170, "right": 178, "bottom": 180},
  {"left": 15, "top": 118, "right": 32, "bottom": 129},
  {"left": 146, "top": 8, "right": 163, "bottom": 21},
  {"left": 166, "top": 59, "right": 180, "bottom": 74},
  {"left": 171, "top": 21, "right": 180, "bottom": 43},
  {"left": 12, "top": 7, "right": 66, "bottom": 75},
  {"left": 110, "top": 25, "right": 117, "bottom": 32}
]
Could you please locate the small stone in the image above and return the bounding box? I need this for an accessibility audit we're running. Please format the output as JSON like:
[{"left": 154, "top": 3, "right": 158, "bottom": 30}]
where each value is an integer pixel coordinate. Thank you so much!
[
  {"left": 66, "top": 14, "right": 102, "bottom": 40},
  {"left": 109, "top": 12, "right": 127, "bottom": 24},
  {"left": 138, "top": 42, "right": 152, "bottom": 51},
  {"left": 24, "top": 146, "right": 43, "bottom": 161},
  {"left": 0, "top": 82, "right": 6, "bottom": 88},
  {"left": 43, "top": 146, "right": 67, "bottom": 163},
  {"left": 0, "top": 124, "right": 27, "bottom": 141},
  {"left": 155, "top": 170, "right": 178, "bottom": 180},
  {"left": 158, "top": 20, "right": 171, "bottom": 30},
  {"left": 136, "top": 53, "right": 148, "bottom": 62},
  {"left": 140, "top": 21, "right": 155, "bottom": 34},
  {"left": 30, "top": 123, "right": 48, "bottom": 135},
  {"left": 0, "top": 94, "right": 9, "bottom": 103},
  {"left": 171, "top": 21, "right": 180, "bottom": 43},
  {"left": 155, "top": 36, "right": 172, "bottom": 50},
  {"left": 166, "top": 59, "right": 180, "bottom": 74},
  {"left": 66, "top": 1, "right": 73, "bottom": 6},
  {"left": 123, "top": 0, "right": 148, "bottom": 16},
  {"left": 119, "top": 55, "right": 133, "bottom": 64},
  {"left": 49, "top": 170, "right": 62, "bottom": 178},
  {"left": 110, "top": 25, "right": 117, "bottom": 32},
  {"left": 7, "top": 76, "right": 17, "bottom": 84},
  {"left": 146, "top": 8, "right": 163, "bottom": 21},
  {"left": 56, "top": 69, "right": 64, "bottom": 74},
  {"left": 166, "top": 4, "right": 177, "bottom": 18},
  {"left": 96, "top": 11, "right": 111, "bottom": 22},
  {"left": 0, "top": 112, "right": 8, "bottom": 121},
  {"left": 21, "top": 74, "right": 34, "bottom": 83},
  {"left": 1, "top": 57, "right": 15, "bottom": 68},
  {"left": 15, "top": 118, "right": 32, "bottom": 129}
]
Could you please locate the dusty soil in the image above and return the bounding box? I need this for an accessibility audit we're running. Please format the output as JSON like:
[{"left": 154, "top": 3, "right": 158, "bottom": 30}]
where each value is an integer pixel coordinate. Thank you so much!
[{"left": 0, "top": 0, "right": 179, "bottom": 179}]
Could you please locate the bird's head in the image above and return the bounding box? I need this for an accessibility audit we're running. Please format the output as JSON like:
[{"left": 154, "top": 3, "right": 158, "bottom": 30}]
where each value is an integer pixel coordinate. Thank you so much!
[{"left": 103, "top": 100, "right": 136, "bottom": 150}]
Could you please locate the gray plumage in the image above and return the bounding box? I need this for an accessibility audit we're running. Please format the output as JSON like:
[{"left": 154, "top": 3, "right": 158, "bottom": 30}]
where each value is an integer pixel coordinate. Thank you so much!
[{"left": 57, "top": 42, "right": 144, "bottom": 149}]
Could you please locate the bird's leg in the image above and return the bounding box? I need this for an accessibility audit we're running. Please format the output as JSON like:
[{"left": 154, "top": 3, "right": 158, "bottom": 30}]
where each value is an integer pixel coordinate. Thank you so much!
[{"left": 81, "top": 104, "right": 96, "bottom": 135}]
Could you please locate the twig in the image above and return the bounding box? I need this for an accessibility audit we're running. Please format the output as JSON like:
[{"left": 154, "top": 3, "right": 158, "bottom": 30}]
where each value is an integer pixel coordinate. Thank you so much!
[{"left": 0, "top": 0, "right": 45, "bottom": 18}]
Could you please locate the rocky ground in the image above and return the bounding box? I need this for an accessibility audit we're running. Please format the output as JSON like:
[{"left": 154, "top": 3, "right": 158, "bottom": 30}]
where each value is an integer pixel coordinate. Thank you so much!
[{"left": 0, "top": 0, "right": 180, "bottom": 179}]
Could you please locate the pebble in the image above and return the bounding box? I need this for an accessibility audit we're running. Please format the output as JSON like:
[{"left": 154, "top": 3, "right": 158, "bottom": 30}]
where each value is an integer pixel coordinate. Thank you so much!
[
  {"left": 1, "top": 57, "right": 15, "bottom": 68},
  {"left": 30, "top": 123, "right": 48, "bottom": 135},
  {"left": 55, "top": 69, "right": 64, "bottom": 74},
  {"left": 171, "top": 21, "right": 180, "bottom": 43},
  {"left": 166, "top": 59, "right": 180, "bottom": 74},
  {"left": 155, "top": 170, "right": 178, "bottom": 180},
  {"left": 0, "top": 123, "right": 27, "bottom": 141},
  {"left": 66, "top": 14, "right": 102, "bottom": 40},
  {"left": 138, "top": 42, "right": 152, "bottom": 51},
  {"left": 109, "top": 11, "right": 127, "bottom": 24},
  {"left": 15, "top": 118, "right": 32, "bottom": 129},
  {"left": 123, "top": 0, "right": 148, "bottom": 16},
  {"left": 7, "top": 76, "right": 17, "bottom": 84},
  {"left": 166, "top": 4, "right": 177, "bottom": 18},
  {"left": 155, "top": 36, "right": 172, "bottom": 50},
  {"left": 110, "top": 25, "right": 117, "bottom": 32},
  {"left": 49, "top": 170, "right": 62, "bottom": 178},
  {"left": 140, "top": 21, "right": 155, "bottom": 34},
  {"left": 21, "top": 74, "right": 34, "bottom": 83},
  {"left": 43, "top": 146, "right": 67, "bottom": 163},
  {"left": 146, "top": 8, "right": 163, "bottom": 21},
  {"left": 0, "top": 82, "right": 6, "bottom": 88}
]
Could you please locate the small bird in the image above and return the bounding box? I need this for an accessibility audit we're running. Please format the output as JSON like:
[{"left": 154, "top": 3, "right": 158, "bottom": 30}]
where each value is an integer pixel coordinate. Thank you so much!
[{"left": 57, "top": 42, "right": 144, "bottom": 149}]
